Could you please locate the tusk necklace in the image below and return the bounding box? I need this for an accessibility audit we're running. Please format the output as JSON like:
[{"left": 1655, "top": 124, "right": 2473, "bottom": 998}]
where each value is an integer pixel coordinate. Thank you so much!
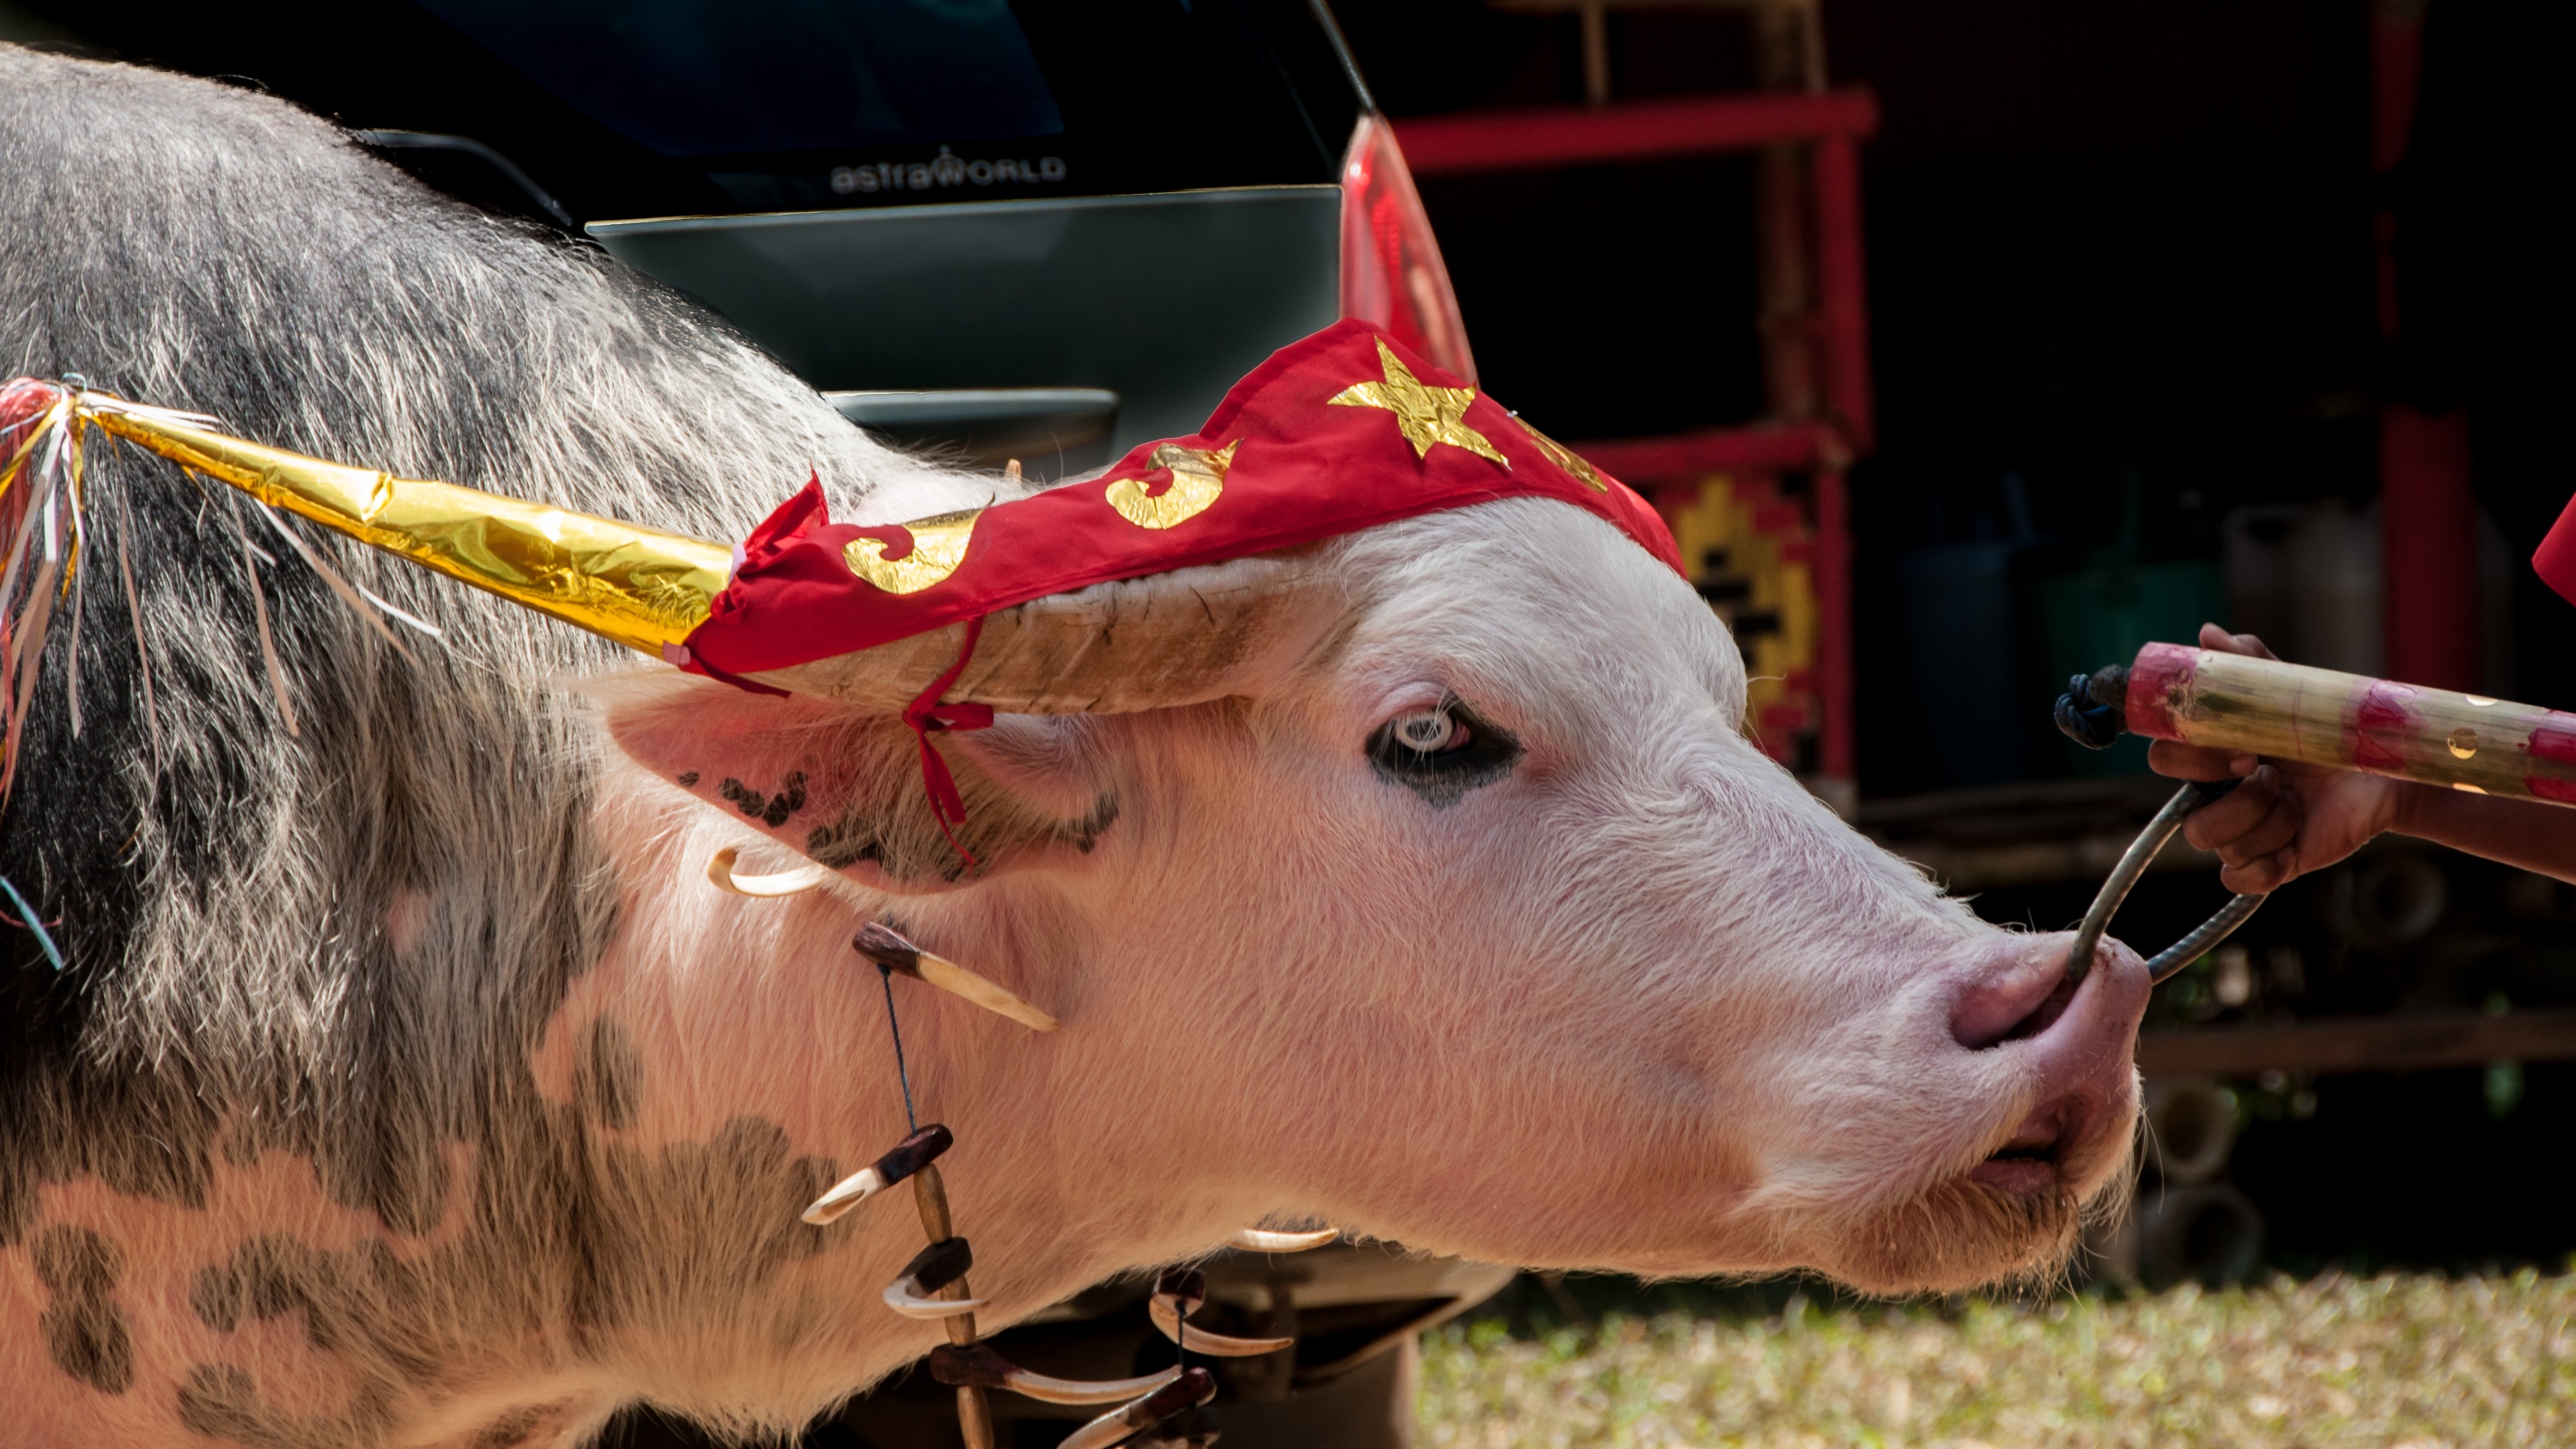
[
  {"left": 797, "top": 919, "right": 1330, "bottom": 1449},
  {"left": 696, "top": 841, "right": 1335, "bottom": 1447}
]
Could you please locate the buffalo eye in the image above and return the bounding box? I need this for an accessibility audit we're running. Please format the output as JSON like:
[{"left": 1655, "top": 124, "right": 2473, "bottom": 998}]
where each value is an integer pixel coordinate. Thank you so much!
[{"left": 1367, "top": 699, "right": 1521, "bottom": 807}]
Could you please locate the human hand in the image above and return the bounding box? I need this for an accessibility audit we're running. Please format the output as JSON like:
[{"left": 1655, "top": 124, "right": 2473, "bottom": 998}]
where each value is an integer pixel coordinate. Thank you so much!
[{"left": 2145, "top": 623, "right": 2412, "bottom": 894}]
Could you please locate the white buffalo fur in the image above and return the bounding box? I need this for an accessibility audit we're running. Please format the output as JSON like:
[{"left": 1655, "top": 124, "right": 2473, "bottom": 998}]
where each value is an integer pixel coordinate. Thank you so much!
[
  {"left": 553, "top": 500, "right": 2147, "bottom": 1436},
  {"left": 0, "top": 42, "right": 2147, "bottom": 1448}
]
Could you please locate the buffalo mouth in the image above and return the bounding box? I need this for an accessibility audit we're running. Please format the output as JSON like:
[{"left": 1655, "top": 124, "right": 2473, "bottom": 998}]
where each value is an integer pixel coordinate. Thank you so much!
[
  {"left": 1818, "top": 1094, "right": 2116, "bottom": 1294},
  {"left": 1827, "top": 1167, "right": 2087, "bottom": 1296},
  {"left": 1967, "top": 1095, "right": 2087, "bottom": 1197}
]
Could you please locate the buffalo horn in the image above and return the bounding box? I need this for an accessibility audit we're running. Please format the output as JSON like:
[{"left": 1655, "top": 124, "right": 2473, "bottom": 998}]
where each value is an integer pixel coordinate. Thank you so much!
[
  {"left": 705, "top": 846, "right": 835, "bottom": 898},
  {"left": 71, "top": 385, "right": 730, "bottom": 658},
  {"left": 1149, "top": 1269, "right": 1291, "bottom": 1357},
  {"left": 854, "top": 923, "right": 1060, "bottom": 1033},
  {"left": 1057, "top": 1367, "right": 1217, "bottom": 1449},
  {"left": 747, "top": 552, "right": 1332, "bottom": 714},
  {"left": 884, "top": 1237, "right": 987, "bottom": 1319},
  {"left": 930, "top": 1344, "right": 1182, "bottom": 1408},
  {"left": 1228, "top": 1227, "right": 1338, "bottom": 1253},
  {"left": 67, "top": 385, "right": 1332, "bottom": 717},
  {"left": 802, "top": 1124, "right": 953, "bottom": 1226}
]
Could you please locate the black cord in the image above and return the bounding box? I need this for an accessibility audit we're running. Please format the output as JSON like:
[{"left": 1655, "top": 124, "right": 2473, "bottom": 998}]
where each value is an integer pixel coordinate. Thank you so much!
[{"left": 878, "top": 962, "right": 919, "bottom": 1133}]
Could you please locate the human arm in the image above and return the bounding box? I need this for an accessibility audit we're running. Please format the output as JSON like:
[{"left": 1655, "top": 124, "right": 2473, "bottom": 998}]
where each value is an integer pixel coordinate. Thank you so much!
[{"left": 2148, "top": 623, "right": 2576, "bottom": 889}]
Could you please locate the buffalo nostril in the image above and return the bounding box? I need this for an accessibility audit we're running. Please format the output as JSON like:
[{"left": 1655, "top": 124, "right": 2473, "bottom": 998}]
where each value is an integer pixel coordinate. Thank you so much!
[
  {"left": 1953, "top": 960, "right": 2081, "bottom": 1051},
  {"left": 1992, "top": 973, "right": 2077, "bottom": 1046}
]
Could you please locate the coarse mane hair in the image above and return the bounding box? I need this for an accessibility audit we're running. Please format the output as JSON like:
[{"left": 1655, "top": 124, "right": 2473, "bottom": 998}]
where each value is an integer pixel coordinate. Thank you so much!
[{"left": 0, "top": 40, "right": 954, "bottom": 1251}]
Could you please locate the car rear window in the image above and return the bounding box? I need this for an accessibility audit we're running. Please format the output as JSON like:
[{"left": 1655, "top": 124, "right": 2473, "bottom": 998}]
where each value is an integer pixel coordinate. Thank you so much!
[
  {"left": 24, "top": 0, "right": 1365, "bottom": 222},
  {"left": 411, "top": 0, "right": 1064, "bottom": 159}
]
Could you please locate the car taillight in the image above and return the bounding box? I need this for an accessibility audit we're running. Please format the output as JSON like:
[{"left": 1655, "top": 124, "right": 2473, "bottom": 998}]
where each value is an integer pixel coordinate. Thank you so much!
[{"left": 1339, "top": 112, "right": 1478, "bottom": 385}]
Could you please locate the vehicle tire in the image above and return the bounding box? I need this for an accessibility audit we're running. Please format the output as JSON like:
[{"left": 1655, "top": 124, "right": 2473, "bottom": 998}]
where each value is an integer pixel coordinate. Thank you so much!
[
  {"left": 2142, "top": 1077, "right": 2237, "bottom": 1185},
  {"left": 2136, "top": 1180, "right": 2265, "bottom": 1288}
]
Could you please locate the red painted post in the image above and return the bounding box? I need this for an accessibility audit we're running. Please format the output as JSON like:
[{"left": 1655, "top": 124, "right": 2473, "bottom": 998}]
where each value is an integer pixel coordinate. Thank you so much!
[
  {"left": 1811, "top": 130, "right": 1869, "bottom": 789},
  {"left": 1814, "top": 467, "right": 1856, "bottom": 785},
  {"left": 2381, "top": 408, "right": 2478, "bottom": 689},
  {"left": 2372, "top": 0, "right": 2476, "bottom": 691},
  {"left": 1752, "top": 6, "right": 1818, "bottom": 427},
  {"left": 1810, "top": 133, "right": 1874, "bottom": 452}
]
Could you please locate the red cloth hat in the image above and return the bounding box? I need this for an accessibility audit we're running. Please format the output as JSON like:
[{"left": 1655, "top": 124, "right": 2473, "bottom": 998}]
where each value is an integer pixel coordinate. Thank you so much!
[
  {"left": 680, "top": 319, "right": 1683, "bottom": 681},
  {"left": 2537, "top": 492, "right": 2576, "bottom": 609}
]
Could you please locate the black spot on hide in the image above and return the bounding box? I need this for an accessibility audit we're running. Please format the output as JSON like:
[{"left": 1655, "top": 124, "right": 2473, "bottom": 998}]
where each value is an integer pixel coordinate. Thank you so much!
[
  {"left": 675, "top": 772, "right": 699, "bottom": 788},
  {"left": 0, "top": 1070, "right": 220, "bottom": 1245},
  {"left": 178, "top": 1361, "right": 398, "bottom": 1449},
  {"left": 760, "top": 771, "right": 809, "bottom": 828},
  {"left": 31, "top": 1223, "right": 118, "bottom": 1297},
  {"left": 189, "top": 1235, "right": 345, "bottom": 1349},
  {"left": 719, "top": 778, "right": 763, "bottom": 818},
  {"left": 191, "top": 1261, "right": 242, "bottom": 1333},
  {"left": 312, "top": 1120, "right": 453, "bottom": 1240},
  {"left": 805, "top": 818, "right": 883, "bottom": 870},
  {"left": 45, "top": 1298, "right": 134, "bottom": 1395},
  {"left": 721, "top": 771, "right": 809, "bottom": 828},
  {"left": 32, "top": 1226, "right": 134, "bottom": 1393},
  {"left": 175, "top": 1365, "right": 262, "bottom": 1440},
  {"left": 573, "top": 1018, "right": 643, "bottom": 1131},
  {"left": 573, "top": 1117, "right": 841, "bottom": 1334}
]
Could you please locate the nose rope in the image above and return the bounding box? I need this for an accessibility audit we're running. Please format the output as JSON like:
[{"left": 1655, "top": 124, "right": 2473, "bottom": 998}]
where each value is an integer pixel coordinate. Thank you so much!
[{"left": 2062, "top": 779, "right": 2267, "bottom": 988}]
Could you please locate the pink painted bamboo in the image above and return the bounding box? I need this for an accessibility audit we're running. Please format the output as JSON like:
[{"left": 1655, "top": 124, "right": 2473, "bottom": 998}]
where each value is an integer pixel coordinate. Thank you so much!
[{"left": 2123, "top": 642, "right": 2576, "bottom": 807}]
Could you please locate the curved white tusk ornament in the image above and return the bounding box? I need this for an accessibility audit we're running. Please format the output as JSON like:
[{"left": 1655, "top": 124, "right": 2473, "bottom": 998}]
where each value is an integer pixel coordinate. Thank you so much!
[
  {"left": 704, "top": 845, "right": 835, "bottom": 897},
  {"left": 804, "top": 1125, "right": 952, "bottom": 1226},
  {"left": 931, "top": 1344, "right": 1182, "bottom": 1407},
  {"left": 1228, "top": 1227, "right": 1338, "bottom": 1253},
  {"left": 854, "top": 922, "right": 1060, "bottom": 1033},
  {"left": 884, "top": 1237, "right": 988, "bottom": 1319},
  {"left": 1149, "top": 1267, "right": 1293, "bottom": 1357},
  {"left": 1056, "top": 1367, "right": 1217, "bottom": 1449}
]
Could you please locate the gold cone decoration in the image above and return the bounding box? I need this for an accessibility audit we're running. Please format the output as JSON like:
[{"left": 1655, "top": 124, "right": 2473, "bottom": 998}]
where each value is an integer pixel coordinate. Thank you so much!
[{"left": 75, "top": 390, "right": 730, "bottom": 657}]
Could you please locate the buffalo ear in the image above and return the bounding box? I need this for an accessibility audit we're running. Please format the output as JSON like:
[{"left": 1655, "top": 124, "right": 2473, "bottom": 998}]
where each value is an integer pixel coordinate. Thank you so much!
[{"left": 598, "top": 676, "right": 1118, "bottom": 892}]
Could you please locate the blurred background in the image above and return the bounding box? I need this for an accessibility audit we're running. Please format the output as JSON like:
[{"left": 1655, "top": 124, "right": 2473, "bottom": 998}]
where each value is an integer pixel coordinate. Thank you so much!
[{"left": 1331, "top": 0, "right": 2572, "bottom": 1288}]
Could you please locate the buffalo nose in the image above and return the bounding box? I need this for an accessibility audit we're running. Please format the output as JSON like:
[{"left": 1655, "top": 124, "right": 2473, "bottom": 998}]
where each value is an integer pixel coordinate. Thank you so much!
[{"left": 1952, "top": 943, "right": 2083, "bottom": 1051}]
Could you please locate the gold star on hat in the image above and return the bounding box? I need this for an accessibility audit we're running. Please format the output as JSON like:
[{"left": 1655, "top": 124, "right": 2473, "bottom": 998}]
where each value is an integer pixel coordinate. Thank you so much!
[{"left": 1328, "top": 338, "right": 1509, "bottom": 468}]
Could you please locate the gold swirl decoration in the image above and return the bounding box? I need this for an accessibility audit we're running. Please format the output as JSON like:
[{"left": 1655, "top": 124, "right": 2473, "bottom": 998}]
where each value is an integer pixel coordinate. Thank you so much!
[
  {"left": 844, "top": 507, "right": 983, "bottom": 595},
  {"left": 1104, "top": 440, "right": 1237, "bottom": 530},
  {"left": 1516, "top": 419, "right": 1608, "bottom": 492}
]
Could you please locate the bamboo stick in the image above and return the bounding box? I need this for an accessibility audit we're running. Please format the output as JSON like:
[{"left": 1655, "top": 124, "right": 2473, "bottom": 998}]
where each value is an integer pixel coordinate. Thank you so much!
[{"left": 2122, "top": 642, "right": 2576, "bottom": 805}]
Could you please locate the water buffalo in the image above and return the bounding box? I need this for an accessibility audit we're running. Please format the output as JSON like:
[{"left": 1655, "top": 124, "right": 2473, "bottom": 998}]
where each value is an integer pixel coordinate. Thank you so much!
[{"left": 0, "top": 43, "right": 2149, "bottom": 1449}]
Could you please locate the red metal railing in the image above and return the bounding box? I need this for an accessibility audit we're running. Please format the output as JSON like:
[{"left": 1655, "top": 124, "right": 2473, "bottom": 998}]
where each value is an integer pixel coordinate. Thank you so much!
[
  {"left": 1394, "top": 90, "right": 1879, "bottom": 785},
  {"left": 1394, "top": 91, "right": 1877, "bottom": 174}
]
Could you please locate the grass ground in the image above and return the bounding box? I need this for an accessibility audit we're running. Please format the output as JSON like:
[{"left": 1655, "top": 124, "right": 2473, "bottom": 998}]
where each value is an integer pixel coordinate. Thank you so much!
[{"left": 1417, "top": 1270, "right": 2576, "bottom": 1447}]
